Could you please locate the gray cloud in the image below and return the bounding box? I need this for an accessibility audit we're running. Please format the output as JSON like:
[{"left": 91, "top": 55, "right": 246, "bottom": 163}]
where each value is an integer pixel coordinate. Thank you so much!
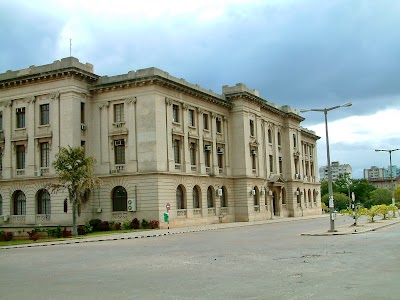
[{"left": 1, "top": 0, "right": 400, "bottom": 177}]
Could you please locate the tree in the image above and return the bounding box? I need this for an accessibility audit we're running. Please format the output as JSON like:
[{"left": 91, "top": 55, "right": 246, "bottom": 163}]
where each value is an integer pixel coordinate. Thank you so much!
[
  {"left": 364, "top": 189, "right": 393, "bottom": 208},
  {"left": 350, "top": 179, "right": 376, "bottom": 205},
  {"left": 321, "top": 192, "right": 351, "bottom": 211},
  {"left": 394, "top": 186, "right": 400, "bottom": 202},
  {"left": 334, "top": 173, "right": 352, "bottom": 196},
  {"left": 48, "top": 146, "right": 101, "bottom": 236},
  {"left": 340, "top": 206, "right": 368, "bottom": 226}
]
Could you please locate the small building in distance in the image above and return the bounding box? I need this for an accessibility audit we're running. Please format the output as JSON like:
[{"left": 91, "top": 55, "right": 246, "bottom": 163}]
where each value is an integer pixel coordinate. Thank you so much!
[{"left": 319, "top": 161, "right": 352, "bottom": 181}]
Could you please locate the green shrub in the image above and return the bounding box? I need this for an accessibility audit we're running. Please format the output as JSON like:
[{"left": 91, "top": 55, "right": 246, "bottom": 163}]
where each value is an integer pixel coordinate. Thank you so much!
[
  {"left": 122, "top": 220, "right": 133, "bottom": 230},
  {"left": 46, "top": 227, "right": 62, "bottom": 238},
  {"left": 89, "top": 219, "right": 102, "bottom": 231},
  {"left": 131, "top": 218, "right": 140, "bottom": 229},
  {"left": 84, "top": 222, "right": 93, "bottom": 234},
  {"left": 141, "top": 219, "right": 149, "bottom": 229}
]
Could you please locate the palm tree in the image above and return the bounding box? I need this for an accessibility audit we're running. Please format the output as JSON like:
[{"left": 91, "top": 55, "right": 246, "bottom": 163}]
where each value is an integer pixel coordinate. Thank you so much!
[{"left": 48, "top": 146, "right": 100, "bottom": 236}]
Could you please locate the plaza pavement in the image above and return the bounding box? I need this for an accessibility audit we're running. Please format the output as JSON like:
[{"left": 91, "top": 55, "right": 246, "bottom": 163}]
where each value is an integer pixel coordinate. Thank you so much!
[{"left": 1, "top": 213, "right": 400, "bottom": 250}]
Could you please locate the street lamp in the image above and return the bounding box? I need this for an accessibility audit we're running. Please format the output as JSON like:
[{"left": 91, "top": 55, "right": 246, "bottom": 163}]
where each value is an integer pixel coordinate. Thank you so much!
[
  {"left": 375, "top": 148, "right": 400, "bottom": 207},
  {"left": 300, "top": 102, "right": 352, "bottom": 232}
]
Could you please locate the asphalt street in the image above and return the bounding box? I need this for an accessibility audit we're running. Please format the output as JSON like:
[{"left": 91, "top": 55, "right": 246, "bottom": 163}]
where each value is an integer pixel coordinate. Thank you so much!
[{"left": 1, "top": 216, "right": 399, "bottom": 300}]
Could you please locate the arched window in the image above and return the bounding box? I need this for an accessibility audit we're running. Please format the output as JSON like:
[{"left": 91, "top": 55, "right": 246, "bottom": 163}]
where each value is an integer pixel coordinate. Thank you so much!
[
  {"left": 296, "top": 188, "right": 301, "bottom": 204},
  {"left": 193, "top": 186, "right": 200, "bottom": 209},
  {"left": 253, "top": 186, "right": 259, "bottom": 205},
  {"left": 308, "top": 189, "right": 312, "bottom": 204},
  {"left": 112, "top": 186, "right": 127, "bottom": 211},
  {"left": 38, "top": 189, "right": 51, "bottom": 214},
  {"left": 176, "top": 185, "right": 185, "bottom": 209},
  {"left": 220, "top": 186, "right": 228, "bottom": 207},
  {"left": 207, "top": 186, "right": 214, "bottom": 208},
  {"left": 14, "top": 190, "right": 26, "bottom": 215}
]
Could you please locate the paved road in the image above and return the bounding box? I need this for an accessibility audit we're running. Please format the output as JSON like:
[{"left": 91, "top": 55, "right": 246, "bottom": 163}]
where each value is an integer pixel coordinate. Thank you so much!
[{"left": 1, "top": 216, "right": 399, "bottom": 300}]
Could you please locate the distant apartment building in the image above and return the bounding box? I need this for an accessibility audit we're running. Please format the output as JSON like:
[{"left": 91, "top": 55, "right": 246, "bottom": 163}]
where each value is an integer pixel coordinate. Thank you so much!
[
  {"left": 363, "top": 165, "right": 399, "bottom": 180},
  {"left": 368, "top": 176, "right": 400, "bottom": 190},
  {"left": 319, "top": 161, "right": 352, "bottom": 181}
]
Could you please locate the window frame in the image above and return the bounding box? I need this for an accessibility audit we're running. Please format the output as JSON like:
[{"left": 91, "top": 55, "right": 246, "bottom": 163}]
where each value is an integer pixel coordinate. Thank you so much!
[
  {"left": 203, "top": 113, "right": 209, "bottom": 130},
  {"left": 38, "top": 189, "right": 51, "bottom": 215},
  {"left": 114, "top": 103, "right": 125, "bottom": 123},
  {"left": 16, "top": 107, "right": 26, "bottom": 129},
  {"left": 114, "top": 139, "right": 126, "bottom": 165},
  {"left": 40, "top": 142, "right": 50, "bottom": 168},
  {"left": 112, "top": 186, "right": 127, "bottom": 211},
  {"left": 172, "top": 104, "right": 180, "bottom": 123},
  {"left": 14, "top": 191, "right": 26, "bottom": 215},
  {"left": 188, "top": 109, "right": 195, "bottom": 127},
  {"left": 16, "top": 145, "right": 26, "bottom": 170},
  {"left": 40, "top": 103, "right": 50, "bottom": 125}
]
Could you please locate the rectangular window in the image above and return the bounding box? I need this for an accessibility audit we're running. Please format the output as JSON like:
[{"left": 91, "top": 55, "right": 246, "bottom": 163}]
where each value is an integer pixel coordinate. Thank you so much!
[
  {"left": 16, "top": 107, "right": 26, "bottom": 128},
  {"left": 203, "top": 113, "right": 209, "bottom": 130},
  {"left": 40, "top": 104, "right": 49, "bottom": 125},
  {"left": 268, "top": 129, "right": 272, "bottom": 144},
  {"left": 269, "top": 155, "right": 273, "bottom": 173},
  {"left": 174, "top": 139, "right": 181, "bottom": 164},
  {"left": 0, "top": 111, "right": 3, "bottom": 131},
  {"left": 216, "top": 117, "right": 222, "bottom": 133},
  {"left": 114, "top": 103, "right": 124, "bottom": 123},
  {"left": 81, "top": 102, "right": 85, "bottom": 124},
  {"left": 189, "top": 109, "right": 195, "bottom": 127},
  {"left": 190, "top": 142, "right": 196, "bottom": 165},
  {"left": 114, "top": 139, "right": 125, "bottom": 164},
  {"left": 205, "top": 146, "right": 211, "bottom": 167},
  {"left": 17, "top": 145, "right": 26, "bottom": 170},
  {"left": 252, "top": 151, "right": 256, "bottom": 170},
  {"left": 218, "top": 152, "right": 223, "bottom": 168},
  {"left": 279, "top": 157, "right": 283, "bottom": 174},
  {"left": 173, "top": 104, "right": 179, "bottom": 123},
  {"left": 250, "top": 120, "right": 254, "bottom": 136},
  {"left": 40, "top": 142, "right": 50, "bottom": 168}
]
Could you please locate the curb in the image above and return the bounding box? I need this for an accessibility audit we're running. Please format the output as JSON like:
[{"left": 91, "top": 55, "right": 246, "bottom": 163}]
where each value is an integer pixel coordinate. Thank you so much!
[{"left": 301, "top": 219, "right": 400, "bottom": 236}]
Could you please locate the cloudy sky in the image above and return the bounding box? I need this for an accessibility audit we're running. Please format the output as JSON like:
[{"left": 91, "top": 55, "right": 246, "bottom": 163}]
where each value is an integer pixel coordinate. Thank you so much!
[{"left": 1, "top": 0, "right": 400, "bottom": 178}]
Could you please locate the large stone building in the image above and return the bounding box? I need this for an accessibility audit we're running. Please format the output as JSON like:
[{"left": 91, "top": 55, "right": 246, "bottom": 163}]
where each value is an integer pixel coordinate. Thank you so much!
[{"left": 0, "top": 57, "right": 321, "bottom": 229}]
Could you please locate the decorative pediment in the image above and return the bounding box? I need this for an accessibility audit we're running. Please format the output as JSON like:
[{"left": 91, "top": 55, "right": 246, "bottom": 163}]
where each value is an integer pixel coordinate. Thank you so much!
[{"left": 268, "top": 174, "right": 285, "bottom": 186}]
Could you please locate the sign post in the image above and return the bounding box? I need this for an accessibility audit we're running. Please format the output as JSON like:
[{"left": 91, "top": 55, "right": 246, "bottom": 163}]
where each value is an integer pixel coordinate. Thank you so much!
[{"left": 164, "top": 203, "right": 170, "bottom": 230}]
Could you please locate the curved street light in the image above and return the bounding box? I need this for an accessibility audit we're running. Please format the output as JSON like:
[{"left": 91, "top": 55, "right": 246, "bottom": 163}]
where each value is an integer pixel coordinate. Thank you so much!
[{"left": 300, "top": 102, "right": 352, "bottom": 232}]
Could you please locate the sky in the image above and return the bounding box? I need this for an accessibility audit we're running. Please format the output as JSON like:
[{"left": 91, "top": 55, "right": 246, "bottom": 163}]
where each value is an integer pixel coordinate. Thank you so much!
[{"left": 1, "top": 0, "right": 400, "bottom": 178}]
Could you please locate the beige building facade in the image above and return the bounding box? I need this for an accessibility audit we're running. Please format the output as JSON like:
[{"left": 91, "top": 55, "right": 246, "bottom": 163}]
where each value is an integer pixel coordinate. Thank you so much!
[{"left": 0, "top": 57, "right": 321, "bottom": 229}]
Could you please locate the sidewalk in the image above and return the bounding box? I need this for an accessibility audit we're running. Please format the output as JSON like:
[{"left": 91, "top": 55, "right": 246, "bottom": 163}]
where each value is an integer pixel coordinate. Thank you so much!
[
  {"left": 2, "top": 214, "right": 399, "bottom": 249},
  {"left": 301, "top": 216, "right": 400, "bottom": 236}
]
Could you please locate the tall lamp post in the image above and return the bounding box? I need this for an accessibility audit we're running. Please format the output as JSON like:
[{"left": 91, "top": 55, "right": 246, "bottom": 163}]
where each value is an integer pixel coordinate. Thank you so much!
[
  {"left": 375, "top": 148, "right": 400, "bottom": 207},
  {"left": 300, "top": 103, "right": 352, "bottom": 232}
]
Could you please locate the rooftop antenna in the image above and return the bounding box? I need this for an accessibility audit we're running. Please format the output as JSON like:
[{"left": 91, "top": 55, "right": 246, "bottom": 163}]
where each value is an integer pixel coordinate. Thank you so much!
[{"left": 70, "top": 38, "right": 72, "bottom": 57}]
